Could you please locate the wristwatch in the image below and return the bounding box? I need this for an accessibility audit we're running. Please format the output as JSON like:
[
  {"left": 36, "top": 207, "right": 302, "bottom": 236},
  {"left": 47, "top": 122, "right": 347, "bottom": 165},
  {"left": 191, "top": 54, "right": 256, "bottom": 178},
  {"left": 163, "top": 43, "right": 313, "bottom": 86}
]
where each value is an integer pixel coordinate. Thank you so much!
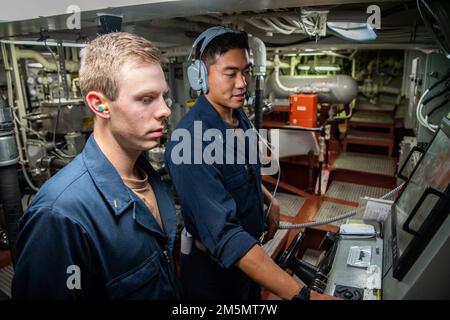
[{"left": 292, "top": 286, "right": 311, "bottom": 300}]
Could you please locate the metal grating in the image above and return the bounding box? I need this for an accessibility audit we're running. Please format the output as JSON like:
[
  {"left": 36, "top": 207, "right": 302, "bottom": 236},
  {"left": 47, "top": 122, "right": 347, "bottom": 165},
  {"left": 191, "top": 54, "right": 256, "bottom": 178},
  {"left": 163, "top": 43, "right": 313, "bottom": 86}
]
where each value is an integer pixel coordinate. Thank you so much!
[
  {"left": 332, "top": 152, "right": 396, "bottom": 176},
  {"left": 350, "top": 112, "right": 394, "bottom": 125},
  {"left": 262, "top": 222, "right": 291, "bottom": 257},
  {"left": 276, "top": 192, "right": 306, "bottom": 217},
  {"left": 0, "top": 265, "right": 13, "bottom": 299},
  {"left": 325, "top": 181, "right": 390, "bottom": 203},
  {"left": 313, "top": 201, "right": 360, "bottom": 227}
]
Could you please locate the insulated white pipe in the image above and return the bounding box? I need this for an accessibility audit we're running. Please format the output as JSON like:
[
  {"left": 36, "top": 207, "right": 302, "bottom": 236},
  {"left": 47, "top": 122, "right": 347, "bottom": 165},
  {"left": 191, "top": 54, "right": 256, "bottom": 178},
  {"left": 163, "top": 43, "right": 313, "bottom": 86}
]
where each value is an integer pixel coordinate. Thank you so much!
[
  {"left": 273, "top": 54, "right": 301, "bottom": 94},
  {"left": 268, "top": 56, "right": 357, "bottom": 104},
  {"left": 268, "top": 17, "right": 297, "bottom": 32},
  {"left": 246, "top": 19, "right": 273, "bottom": 32},
  {"left": 248, "top": 35, "right": 266, "bottom": 76},
  {"left": 263, "top": 18, "right": 296, "bottom": 35},
  {"left": 16, "top": 49, "right": 79, "bottom": 72}
]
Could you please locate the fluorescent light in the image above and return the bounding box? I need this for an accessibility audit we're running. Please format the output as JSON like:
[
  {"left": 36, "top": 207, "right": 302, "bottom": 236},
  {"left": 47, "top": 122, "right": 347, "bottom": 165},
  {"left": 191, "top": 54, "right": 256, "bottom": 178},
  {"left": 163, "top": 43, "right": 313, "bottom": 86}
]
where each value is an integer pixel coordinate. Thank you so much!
[
  {"left": 297, "top": 52, "right": 324, "bottom": 57},
  {"left": 314, "top": 65, "right": 341, "bottom": 72},
  {"left": 27, "top": 62, "right": 43, "bottom": 68},
  {"left": 327, "top": 21, "right": 377, "bottom": 41},
  {"left": 296, "top": 65, "right": 341, "bottom": 72}
]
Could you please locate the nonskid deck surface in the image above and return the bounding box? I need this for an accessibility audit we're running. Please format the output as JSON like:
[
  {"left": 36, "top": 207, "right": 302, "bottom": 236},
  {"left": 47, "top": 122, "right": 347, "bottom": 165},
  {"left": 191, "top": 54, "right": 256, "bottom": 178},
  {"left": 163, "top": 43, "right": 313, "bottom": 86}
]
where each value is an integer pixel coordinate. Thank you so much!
[
  {"left": 325, "top": 181, "right": 390, "bottom": 204},
  {"left": 276, "top": 192, "right": 307, "bottom": 217},
  {"left": 313, "top": 201, "right": 360, "bottom": 227},
  {"left": 332, "top": 152, "right": 396, "bottom": 176}
]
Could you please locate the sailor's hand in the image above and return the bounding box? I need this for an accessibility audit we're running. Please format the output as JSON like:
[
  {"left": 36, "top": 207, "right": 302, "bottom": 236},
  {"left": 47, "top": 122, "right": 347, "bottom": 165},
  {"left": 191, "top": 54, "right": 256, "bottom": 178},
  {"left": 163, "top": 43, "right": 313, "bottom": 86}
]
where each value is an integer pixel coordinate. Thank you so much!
[
  {"left": 263, "top": 198, "right": 280, "bottom": 244},
  {"left": 310, "top": 291, "right": 342, "bottom": 300}
]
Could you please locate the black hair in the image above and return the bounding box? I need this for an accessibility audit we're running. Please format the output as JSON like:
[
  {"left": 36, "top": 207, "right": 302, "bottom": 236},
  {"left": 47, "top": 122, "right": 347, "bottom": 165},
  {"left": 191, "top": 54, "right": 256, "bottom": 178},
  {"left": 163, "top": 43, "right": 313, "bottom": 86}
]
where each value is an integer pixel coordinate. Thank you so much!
[{"left": 196, "top": 31, "right": 249, "bottom": 68}]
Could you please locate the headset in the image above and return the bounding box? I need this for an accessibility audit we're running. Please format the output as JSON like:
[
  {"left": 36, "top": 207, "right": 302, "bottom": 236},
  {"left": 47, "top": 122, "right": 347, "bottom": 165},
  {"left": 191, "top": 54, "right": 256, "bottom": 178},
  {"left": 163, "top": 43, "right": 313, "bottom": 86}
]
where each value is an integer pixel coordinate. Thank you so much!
[
  {"left": 189, "top": 27, "right": 281, "bottom": 226},
  {"left": 187, "top": 26, "right": 241, "bottom": 94}
]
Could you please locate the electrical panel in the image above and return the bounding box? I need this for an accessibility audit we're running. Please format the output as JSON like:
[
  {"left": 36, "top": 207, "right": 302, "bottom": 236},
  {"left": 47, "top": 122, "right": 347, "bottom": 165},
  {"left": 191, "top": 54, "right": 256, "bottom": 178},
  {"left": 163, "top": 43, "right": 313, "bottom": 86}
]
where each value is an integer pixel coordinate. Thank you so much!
[{"left": 417, "top": 53, "right": 450, "bottom": 144}]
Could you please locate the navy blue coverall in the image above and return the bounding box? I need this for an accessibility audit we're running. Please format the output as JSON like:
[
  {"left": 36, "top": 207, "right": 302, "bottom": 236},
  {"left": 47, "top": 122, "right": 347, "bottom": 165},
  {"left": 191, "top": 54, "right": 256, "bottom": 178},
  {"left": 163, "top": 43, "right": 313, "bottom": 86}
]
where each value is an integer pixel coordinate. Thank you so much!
[
  {"left": 13, "top": 135, "right": 181, "bottom": 299},
  {"left": 165, "top": 94, "right": 266, "bottom": 299}
]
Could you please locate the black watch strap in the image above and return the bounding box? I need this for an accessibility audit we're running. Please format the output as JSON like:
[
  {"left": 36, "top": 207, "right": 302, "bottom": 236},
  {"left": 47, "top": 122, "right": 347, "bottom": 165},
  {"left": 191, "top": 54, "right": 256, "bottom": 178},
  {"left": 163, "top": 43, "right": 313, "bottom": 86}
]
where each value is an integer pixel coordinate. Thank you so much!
[{"left": 292, "top": 286, "right": 311, "bottom": 300}]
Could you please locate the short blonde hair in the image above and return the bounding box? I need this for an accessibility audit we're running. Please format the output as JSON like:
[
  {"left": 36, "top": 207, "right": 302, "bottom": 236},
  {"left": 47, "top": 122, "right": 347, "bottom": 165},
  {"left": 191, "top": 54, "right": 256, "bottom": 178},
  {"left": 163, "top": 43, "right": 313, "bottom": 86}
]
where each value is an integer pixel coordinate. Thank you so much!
[{"left": 79, "top": 32, "right": 161, "bottom": 101}]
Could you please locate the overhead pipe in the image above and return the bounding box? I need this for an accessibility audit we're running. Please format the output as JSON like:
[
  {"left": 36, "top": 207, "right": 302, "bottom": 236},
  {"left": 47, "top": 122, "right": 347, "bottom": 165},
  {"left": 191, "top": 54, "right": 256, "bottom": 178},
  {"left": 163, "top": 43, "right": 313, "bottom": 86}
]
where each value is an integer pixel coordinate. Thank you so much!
[
  {"left": 268, "top": 55, "right": 358, "bottom": 104},
  {"left": 273, "top": 53, "right": 305, "bottom": 94},
  {"left": 0, "top": 39, "right": 85, "bottom": 48},
  {"left": 272, "top": 53, "right": 334, "bottom": 96},
  {"left": 269, "top": 17, "right": 298, "bottom": 32},
  {"left": 249, "top": 35, "right": 267, "bottom": 77},
  {"left": 16, "top": 49, "right": 79, "bottom": 72},
  {"left": 263, "top": 18, "right": 296, "bottom": 35},
  {"left": 246, "top": 19, "right": 274, "bottom": 32}
]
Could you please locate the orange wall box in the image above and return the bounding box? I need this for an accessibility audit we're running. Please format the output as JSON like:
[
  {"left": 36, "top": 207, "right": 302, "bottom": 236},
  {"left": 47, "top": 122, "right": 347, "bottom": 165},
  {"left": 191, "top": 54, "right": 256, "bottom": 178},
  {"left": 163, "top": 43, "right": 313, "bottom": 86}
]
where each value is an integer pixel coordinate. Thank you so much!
[{"left": 289, "top": 94, "right": 318, "bottom": 128}]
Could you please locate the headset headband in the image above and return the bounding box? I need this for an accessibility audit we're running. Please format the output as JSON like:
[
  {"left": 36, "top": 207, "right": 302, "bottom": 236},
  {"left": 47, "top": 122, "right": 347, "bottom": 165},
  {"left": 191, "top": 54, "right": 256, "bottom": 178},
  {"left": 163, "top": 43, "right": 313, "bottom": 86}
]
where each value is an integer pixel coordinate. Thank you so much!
[{"left": 188, "top": 26, "right": 241, "bottom": 61}]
